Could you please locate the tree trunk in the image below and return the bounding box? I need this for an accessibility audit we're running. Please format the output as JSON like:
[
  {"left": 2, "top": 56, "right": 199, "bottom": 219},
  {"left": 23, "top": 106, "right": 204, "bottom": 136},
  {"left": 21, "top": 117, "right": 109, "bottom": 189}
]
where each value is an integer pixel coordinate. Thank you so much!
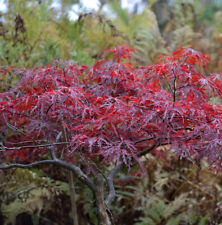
[{"left": 94, "top": 175, "right": 113, "bottom": 225}]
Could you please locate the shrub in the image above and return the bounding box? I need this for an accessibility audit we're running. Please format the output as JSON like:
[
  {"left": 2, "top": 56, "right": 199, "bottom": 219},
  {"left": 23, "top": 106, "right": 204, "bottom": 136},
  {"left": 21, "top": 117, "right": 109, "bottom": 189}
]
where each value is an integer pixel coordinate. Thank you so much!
[{"left": 0, "top": 46, "right": 221, "bottom": 224}]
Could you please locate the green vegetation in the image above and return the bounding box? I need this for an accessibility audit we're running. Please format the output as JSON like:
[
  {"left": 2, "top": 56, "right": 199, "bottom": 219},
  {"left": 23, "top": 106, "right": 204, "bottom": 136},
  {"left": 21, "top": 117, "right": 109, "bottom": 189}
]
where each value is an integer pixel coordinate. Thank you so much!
[{"left": 0, "top": 0, "right": 222, "bottom": 224}]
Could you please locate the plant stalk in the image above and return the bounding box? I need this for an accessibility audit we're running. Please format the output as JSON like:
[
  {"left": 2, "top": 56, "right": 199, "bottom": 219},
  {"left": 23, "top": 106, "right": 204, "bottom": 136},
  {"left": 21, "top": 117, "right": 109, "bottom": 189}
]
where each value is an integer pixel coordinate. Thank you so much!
[{"left": 69, "top": 171, "right": 79, "bottom": 225}]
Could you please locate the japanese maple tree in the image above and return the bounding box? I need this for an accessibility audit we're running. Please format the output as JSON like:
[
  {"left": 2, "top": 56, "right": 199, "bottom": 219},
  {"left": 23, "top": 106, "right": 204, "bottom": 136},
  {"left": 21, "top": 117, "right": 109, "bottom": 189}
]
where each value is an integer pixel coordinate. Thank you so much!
[{"left": 0, "top": 46, "right": 221, "bottom": 225}]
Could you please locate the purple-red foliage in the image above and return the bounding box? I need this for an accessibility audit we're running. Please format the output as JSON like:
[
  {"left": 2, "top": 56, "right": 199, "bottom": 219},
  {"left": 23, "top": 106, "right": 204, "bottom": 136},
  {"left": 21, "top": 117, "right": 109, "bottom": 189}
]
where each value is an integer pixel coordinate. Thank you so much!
[{"left": 0, "top": 47, "right": 221, "bottom": 168}]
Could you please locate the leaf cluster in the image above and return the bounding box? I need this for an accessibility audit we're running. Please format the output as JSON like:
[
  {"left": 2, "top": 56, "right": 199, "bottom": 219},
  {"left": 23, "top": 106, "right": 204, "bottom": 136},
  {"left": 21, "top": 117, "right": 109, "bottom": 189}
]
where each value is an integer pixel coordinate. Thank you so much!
[{"left": 0, "top": 46, "right": 221, "bottom": 170}]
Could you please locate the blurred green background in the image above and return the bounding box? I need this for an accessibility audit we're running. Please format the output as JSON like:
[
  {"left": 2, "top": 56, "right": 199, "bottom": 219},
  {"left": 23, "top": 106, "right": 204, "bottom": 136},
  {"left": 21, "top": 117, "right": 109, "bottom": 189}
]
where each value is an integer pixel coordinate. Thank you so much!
[{"left": 0, "top": 1, "right": 222, "bottom": 225}]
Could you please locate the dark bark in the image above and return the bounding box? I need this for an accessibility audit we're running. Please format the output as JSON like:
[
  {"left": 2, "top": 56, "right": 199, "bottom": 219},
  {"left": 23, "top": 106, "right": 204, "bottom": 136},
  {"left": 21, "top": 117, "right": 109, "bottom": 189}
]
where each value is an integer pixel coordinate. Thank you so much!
[{"left": 94, "top": 175, "right": 113, "bottom": 225}]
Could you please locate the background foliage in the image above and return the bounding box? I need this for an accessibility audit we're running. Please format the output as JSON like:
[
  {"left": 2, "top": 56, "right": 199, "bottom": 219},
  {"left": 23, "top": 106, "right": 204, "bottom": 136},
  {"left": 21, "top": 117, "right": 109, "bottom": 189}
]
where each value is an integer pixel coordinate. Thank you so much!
[{"left": 0, "top": 0, "right": 222, "bottom": 224}]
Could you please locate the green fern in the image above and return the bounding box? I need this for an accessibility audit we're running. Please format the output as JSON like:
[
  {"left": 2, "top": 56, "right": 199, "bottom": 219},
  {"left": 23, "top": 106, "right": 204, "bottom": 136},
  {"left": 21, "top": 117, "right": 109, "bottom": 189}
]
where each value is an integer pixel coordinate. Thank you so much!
[
  {"left": 135, "top": 194, "right": 210, "bottom": 225},
  {"left": 1, "top": 168, "right": 70, "bottom": 225}
]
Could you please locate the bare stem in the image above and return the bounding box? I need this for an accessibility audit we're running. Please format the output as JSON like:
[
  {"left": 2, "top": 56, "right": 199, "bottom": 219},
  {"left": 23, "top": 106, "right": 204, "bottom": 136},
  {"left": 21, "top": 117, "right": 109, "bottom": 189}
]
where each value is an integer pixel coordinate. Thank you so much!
[
  {"left": 62, "top": 122, "right": 79, "bottom": 225},
  {"left": 105, "top": 164, "right": 122, "bottom": 207},
  {"left": 49, "top": 146, "right": 57, "bottom": 160},
  {"left": 69, "top": 171, "right": 79, "bottom": 225},
  {"left": 0, "top": 142, "right": 70, "bottom": 151}
]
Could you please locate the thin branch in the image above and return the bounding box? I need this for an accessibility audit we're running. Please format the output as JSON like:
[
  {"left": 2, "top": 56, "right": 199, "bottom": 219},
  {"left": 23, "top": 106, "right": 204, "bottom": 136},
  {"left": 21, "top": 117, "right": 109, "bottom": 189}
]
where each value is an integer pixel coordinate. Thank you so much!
[
  {"left": 136, "top": 134, "right": 200, "bottom": 158},
  {"left": 0, "top": 158, "right": 95, "bottom": 191},
  {"left": 105, "top": 141, "right": 165, "bottom": 206},
  {"left": 172, "top": 69, "right": 177, "bottom": 103},
  {"left": 177, "top": 84, "right": 191, "bottom": 90},
  {"left": 49, "top": 146, "right": 57, "bottom": 160},
  {"left": 48, "top": 131, "right": 62, "bottom": 160},
  {"left": 135, "top": 136, "right": 155, "bottom": 144},
  {"left": 61, "top": 120, "right": 69, "bottom": 159},
  {"left": 0, "top": 160, "right": 56, "bottom": 169},
  {"left": 0, "top": 142, "right": 70, "bottom": 151},
  {"left": 3, "top": 114, "right": 26, "bottom": 135},
  {"left": 6, "top": 140, "right": 48, "bottom": 145},
  {"left": 104, "top": 143, "right": 161, "bottom": 206},
  {"left": 56, "top": 159, "right": 96, "bottom": 192},
  {"left": 178, "top": 134, "right": 200, "bottom": 143},
  {"left": 105, "top": 163, "right": 122, "bottom": 207},
  {"left": 137, "top": 143, "right": 160, "bottom": 157},
  {"left": 69, "top": 171, "right": 79, "bottom": 225},
  {"left": 56, "top": 132, "right": 63, "bottom": 142},
  {"left": 62, "top": 123, "right": 79, "bottom": 225},
  {"left": 46, "top": 103, "right": 54, "bottom": 114}
]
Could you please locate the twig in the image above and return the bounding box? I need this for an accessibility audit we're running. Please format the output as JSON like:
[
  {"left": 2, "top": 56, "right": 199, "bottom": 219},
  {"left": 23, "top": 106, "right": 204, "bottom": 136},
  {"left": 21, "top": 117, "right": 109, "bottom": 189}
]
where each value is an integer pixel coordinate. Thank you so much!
[
  {"left": 49, "top": 146, "right": 56, "bottom": 160},
  {"left": 0, "top": 142, "right": 70, "bottom": 151}
]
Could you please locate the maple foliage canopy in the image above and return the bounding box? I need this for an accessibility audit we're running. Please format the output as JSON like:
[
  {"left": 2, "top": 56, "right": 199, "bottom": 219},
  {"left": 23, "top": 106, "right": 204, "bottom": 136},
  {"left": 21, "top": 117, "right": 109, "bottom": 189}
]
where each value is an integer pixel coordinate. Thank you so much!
[{"left": 0, "top": 46, "right": 221, "bottom": 169}]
